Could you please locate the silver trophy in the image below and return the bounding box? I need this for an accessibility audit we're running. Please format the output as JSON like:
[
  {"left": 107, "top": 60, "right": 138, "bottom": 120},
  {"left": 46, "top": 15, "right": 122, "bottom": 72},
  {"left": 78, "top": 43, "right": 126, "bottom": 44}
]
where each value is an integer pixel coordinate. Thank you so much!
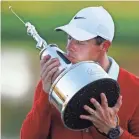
[{"left": 9, "top": 6, "right": 120, "bottom": 131}]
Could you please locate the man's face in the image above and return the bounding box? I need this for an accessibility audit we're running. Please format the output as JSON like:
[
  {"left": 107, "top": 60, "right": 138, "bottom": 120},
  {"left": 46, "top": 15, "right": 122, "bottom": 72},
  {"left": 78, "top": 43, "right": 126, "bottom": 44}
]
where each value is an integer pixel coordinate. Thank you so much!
[{"left": 66, "top": 35, "right": 104, "bottom": 64}]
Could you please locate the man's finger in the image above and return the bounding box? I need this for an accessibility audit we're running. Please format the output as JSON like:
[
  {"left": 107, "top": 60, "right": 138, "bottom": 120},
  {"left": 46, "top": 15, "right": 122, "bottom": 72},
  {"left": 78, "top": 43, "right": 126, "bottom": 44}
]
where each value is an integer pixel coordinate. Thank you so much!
[
  {"left": 113, "top": 95, "right": 122, "bottom": 113},
  {"left": 41, "top": 58, "right": 59, "bottom": 76},
  {"left": 52, "top": 68, "right": 65, "bottom": 83},
  {"left": 83, "top": 105, "right": 96, "bottom": 116},
  {"left": 80, "top": 115, "right": 93, "bottom": 121},
  {"left": 44, "top": 67, "right": 59, "bottom": 83},
  {"left": 100, "top": 93, "right": 108, "bottom": 108},
  {"left": 40, "top": 55, "right": 51, "bottom": 67},
  {"left": 90, "top": 98, "right": 102, "bottom": 111}
]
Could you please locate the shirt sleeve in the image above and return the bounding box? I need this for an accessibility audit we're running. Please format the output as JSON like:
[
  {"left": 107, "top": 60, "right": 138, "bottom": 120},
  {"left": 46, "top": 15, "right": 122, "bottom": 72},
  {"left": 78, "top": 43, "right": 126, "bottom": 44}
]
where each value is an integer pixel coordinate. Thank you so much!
[{"left": 20, "top": 80, "right": 52, "bottom": 139}]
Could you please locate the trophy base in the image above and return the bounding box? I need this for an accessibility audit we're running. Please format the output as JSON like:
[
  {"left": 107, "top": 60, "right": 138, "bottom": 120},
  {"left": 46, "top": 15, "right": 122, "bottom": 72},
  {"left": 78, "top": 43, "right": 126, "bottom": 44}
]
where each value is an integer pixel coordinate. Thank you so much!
[{"left": 62, "top": 78, "right": 120, "bottom": 130}]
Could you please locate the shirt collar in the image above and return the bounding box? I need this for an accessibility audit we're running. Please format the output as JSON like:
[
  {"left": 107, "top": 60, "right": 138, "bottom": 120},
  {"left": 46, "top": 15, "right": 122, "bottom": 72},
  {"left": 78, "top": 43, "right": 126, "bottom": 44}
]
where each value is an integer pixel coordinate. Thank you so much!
[{"left": 107, "top": 56, "right": 119, "bottom": 81}]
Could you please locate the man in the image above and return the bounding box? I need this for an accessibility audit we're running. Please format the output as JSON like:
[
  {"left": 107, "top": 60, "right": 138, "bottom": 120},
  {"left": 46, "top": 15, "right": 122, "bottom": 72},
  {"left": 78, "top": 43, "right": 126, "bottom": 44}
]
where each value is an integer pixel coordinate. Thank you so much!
[{"left": 20, "top": 6, "right": 139, "bottom": 139}]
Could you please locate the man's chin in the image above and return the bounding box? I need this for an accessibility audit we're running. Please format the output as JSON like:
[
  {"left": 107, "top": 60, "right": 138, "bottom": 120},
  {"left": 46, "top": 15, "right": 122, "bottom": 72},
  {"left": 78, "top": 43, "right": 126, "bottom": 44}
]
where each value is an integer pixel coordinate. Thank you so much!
[
  {"left": 70, "top": 59, "right": 80, "bottom": 64},
  {"left": 67, "top": 56, "right": 78, "bottom": 64}
]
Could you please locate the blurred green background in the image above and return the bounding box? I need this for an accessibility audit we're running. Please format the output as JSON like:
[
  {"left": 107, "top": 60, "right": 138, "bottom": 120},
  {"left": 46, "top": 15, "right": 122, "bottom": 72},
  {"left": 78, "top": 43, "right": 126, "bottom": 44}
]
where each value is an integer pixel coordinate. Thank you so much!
[{"left": 1, "top": 1, "right": 139, "bottom": 139}]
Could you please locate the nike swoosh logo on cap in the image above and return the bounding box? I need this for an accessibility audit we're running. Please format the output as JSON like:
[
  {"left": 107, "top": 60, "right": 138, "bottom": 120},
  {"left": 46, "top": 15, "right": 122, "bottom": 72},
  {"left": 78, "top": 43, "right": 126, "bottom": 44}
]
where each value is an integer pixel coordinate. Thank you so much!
[{"left": 74, "top": 16, "right": 86, "bottom": 19}]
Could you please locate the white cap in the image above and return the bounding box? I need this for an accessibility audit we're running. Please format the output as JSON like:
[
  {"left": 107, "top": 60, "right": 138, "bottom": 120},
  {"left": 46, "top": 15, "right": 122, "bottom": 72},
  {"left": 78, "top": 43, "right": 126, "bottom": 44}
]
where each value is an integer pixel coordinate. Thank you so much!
[{"left": 55, "top": 6, "right": 115, "bottom": 42}]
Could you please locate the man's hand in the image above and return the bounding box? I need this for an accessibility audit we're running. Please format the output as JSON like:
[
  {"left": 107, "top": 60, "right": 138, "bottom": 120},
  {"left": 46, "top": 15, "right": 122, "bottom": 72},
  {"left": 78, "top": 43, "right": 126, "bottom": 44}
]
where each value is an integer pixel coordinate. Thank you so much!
[
  {"left": 40, "top": 55, "right": 62, "bottom": 93},
  {"left": 80, "top": 93, "right": 122, "bottom": 134}
]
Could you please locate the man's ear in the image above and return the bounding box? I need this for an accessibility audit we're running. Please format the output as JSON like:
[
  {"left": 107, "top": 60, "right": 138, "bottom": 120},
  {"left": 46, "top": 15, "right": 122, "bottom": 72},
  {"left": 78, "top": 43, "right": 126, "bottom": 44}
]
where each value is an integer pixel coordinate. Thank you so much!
[{"left": 101, "top": 40, "right": 111, "bottom": 52}]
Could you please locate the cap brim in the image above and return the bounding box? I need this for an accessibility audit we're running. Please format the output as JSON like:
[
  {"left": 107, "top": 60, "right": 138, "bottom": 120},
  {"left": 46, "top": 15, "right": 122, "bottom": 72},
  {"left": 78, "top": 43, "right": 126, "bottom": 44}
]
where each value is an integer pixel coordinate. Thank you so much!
[{"left": 55, "top": 24, "right": 97, "bottom": 41}]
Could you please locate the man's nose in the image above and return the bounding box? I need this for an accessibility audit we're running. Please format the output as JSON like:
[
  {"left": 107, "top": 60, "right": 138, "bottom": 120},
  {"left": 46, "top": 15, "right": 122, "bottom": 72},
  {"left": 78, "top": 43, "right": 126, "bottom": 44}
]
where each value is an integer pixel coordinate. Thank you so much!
[{"left": 66, "top": 40, "right": 76, "bottom": 51}]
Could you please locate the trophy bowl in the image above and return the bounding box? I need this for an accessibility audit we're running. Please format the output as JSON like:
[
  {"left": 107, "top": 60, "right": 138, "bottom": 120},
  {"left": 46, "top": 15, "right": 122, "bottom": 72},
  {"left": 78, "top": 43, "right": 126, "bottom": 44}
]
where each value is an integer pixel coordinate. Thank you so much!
[{"left": 49, "top": 61, "right": 120, "bottom": 131}]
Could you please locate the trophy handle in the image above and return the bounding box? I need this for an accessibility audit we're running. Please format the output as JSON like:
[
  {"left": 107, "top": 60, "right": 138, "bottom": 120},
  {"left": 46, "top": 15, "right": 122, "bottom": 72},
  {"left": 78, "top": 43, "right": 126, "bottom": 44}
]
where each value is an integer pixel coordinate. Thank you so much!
[{"left": 56, "top": 51, "right": 71, "bottom": 65}]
